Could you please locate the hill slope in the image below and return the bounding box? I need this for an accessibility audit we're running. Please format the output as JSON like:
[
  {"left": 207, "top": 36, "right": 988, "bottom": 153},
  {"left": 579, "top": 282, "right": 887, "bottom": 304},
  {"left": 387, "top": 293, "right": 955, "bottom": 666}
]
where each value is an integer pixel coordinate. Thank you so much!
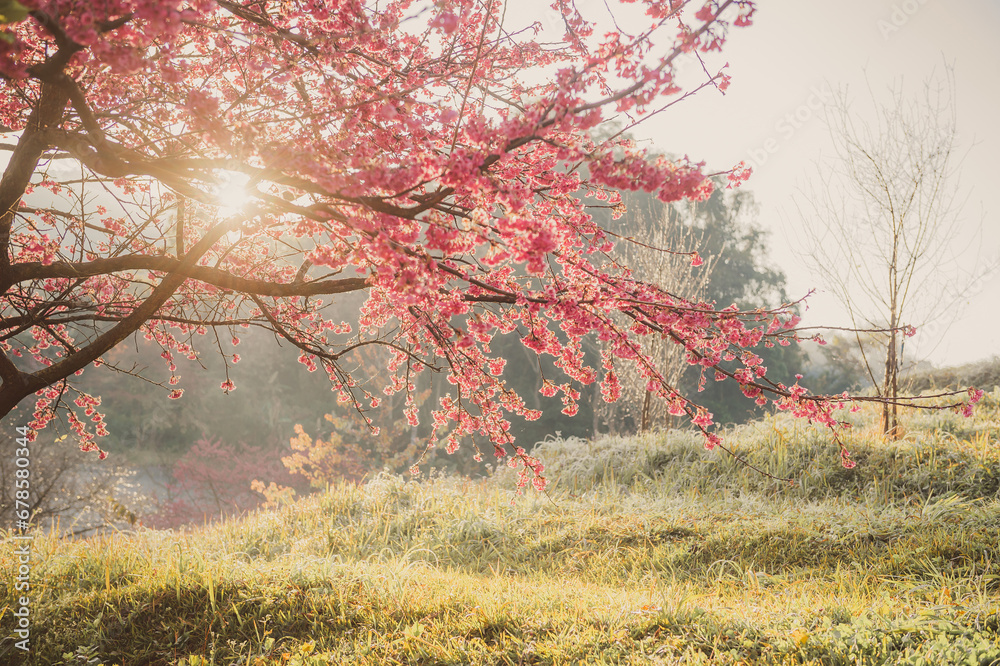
[{"left": 2, "top": 394, "right": 1000, "bottom": 665}]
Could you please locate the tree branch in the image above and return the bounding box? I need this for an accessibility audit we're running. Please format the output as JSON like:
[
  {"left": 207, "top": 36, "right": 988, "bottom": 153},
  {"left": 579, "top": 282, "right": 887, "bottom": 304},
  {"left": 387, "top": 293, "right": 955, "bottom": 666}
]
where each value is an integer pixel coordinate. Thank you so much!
[{"left": 10, "top": 256, "right": 369, "bottom": 297}]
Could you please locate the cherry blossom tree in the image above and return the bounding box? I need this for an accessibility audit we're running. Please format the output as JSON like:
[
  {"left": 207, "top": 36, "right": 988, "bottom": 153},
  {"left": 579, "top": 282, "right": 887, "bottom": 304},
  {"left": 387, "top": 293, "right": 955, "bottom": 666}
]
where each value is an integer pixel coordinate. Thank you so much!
[{"left": 0, "top": 0, "right": 981, "bottom": 490}]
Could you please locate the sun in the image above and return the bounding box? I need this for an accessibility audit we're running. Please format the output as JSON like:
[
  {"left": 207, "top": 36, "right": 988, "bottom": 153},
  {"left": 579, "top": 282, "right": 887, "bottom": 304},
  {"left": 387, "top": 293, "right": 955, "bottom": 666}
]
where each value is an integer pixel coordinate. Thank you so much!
[{"left": 214, "top": 170, "right": 252, "bottom": 216}]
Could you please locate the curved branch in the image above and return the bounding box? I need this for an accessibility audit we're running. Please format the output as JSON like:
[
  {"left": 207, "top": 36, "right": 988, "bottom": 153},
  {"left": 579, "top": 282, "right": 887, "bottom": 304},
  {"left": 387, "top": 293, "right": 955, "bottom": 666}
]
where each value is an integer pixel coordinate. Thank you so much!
[
  {"left": 1, "top": 212, "right": 248, "bottom": 417},
  {"left": 10, "top": 256, "right": 369, "bottom": 297}
]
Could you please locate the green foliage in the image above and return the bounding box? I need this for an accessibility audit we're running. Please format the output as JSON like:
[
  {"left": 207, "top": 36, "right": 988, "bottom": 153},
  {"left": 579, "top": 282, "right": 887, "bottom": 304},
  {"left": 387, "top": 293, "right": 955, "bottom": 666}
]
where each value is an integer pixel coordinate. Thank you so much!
[
  {"left": 76, "top": 329, "right": 341, "bottom": 459},
  {"left": 677, "top": 185, "right": 805, "bottom": 424},
  {"left": 601, "top": 182, "right": 806, "bottom": 427},
  {"left": 0, "top": 0, "right": 27, "bottom": 25},
  {"left": 684, "top": 187, "right": 789, "bottom": 311}
]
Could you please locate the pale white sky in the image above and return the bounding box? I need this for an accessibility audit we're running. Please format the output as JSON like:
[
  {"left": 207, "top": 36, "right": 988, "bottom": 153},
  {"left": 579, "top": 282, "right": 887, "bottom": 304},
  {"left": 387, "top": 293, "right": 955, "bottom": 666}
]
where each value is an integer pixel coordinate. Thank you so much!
[{"left": 612, "top": 0, "right": 1000, "bottom": 368}]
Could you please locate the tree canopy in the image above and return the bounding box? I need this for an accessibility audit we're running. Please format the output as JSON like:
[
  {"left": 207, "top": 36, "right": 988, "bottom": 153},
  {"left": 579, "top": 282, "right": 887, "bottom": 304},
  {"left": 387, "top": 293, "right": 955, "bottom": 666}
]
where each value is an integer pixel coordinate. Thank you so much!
[{"left": 0, "top": 0, "right": 981, "bottom": 490}]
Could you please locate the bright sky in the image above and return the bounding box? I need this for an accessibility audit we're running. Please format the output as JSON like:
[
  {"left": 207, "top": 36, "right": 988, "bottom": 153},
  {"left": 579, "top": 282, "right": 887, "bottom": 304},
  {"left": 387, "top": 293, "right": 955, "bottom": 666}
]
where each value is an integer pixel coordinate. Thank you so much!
[{"left": 613, "top": 0, "right": 1000, "bottom": 368}]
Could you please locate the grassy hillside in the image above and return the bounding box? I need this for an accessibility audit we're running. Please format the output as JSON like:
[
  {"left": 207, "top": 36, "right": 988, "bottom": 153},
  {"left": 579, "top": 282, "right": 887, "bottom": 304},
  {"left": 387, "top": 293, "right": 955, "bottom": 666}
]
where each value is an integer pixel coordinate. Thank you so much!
[
  {"left": 2, "top": 391, "right": 999, "bottom": 665},
  {"left": 904, "top": 357, "right": 1000, "bottom": 396}
]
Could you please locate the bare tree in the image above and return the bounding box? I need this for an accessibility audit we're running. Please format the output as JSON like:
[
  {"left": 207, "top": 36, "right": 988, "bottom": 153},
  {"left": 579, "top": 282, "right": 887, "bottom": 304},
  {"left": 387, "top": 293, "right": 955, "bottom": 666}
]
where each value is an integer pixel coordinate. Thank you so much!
[
  {"left": 598, "top": 198, "right": 715, "bottom": 434},
  {"left": 0, "top": 432, "right": 147, "bottom": 536},
  {"left": 796, "top": 69, "right": 992, "bottom": 438}
]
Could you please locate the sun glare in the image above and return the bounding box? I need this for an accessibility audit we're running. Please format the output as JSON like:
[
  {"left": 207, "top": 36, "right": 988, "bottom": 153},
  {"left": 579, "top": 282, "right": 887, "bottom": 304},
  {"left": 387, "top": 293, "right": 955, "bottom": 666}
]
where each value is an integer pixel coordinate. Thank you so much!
[{"left": 214, "top": 170, "right": 252, "bottom": 216}]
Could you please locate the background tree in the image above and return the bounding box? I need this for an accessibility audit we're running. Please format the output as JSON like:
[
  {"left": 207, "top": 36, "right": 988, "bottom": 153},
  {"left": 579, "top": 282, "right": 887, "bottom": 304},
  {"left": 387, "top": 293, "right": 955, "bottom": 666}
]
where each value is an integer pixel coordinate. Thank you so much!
[
  {"left": 0, "top": 1, "right": 27, "bottom": 29},
  {"left": 598, "top": 180, "right": 805, "bottom": 431},
  {"left": 682, "top": 184, "right": 806, "bottom": 424},
  {"left": 74, "top": 323, "right": 360, "bottom": 457},
  {"left": 596, "top": 189, "right": 716, "bottom": 434},
  {"left": 795, "top": 70, "right": 992, "bottom": 438},
  {"left": 800, "top": 333, "right": 872, "bottom": 398}
]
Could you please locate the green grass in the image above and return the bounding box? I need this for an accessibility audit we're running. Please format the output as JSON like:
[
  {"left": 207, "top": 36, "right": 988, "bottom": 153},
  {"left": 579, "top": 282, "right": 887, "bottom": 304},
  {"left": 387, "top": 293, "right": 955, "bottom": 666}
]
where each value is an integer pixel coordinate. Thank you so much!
[{"left": 2, "top": 390, "right": 999, "bottom": 664}]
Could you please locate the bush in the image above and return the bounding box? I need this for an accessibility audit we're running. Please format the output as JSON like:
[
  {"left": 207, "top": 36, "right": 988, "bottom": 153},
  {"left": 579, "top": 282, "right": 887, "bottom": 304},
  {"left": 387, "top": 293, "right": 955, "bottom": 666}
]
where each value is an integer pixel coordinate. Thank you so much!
[{"left": 148, "top": 437, "right": 303, "bottom": 529}]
